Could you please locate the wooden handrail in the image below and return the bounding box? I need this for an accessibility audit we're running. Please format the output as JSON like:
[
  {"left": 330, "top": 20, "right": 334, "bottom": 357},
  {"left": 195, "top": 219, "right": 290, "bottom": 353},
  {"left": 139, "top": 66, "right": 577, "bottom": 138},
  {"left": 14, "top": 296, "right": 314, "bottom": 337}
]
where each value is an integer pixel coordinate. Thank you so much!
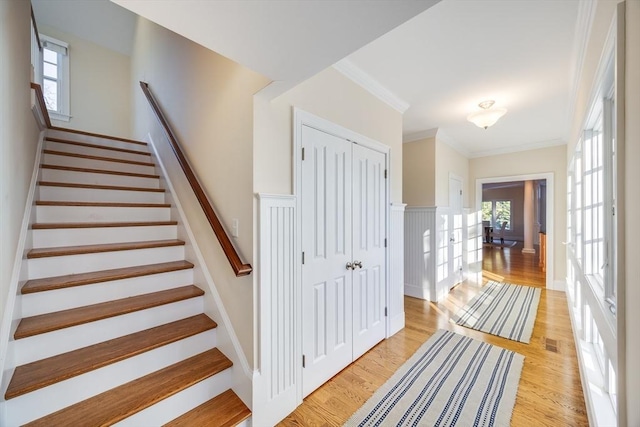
[
  {"left": 31, "top": 82, "right": 52, "bottom": 128},
  {"left": 31, "top": 6, "right": 42, "bottom": 51},
  {"left": 139, "top": 82, "right": 252, "bottom": 277}
]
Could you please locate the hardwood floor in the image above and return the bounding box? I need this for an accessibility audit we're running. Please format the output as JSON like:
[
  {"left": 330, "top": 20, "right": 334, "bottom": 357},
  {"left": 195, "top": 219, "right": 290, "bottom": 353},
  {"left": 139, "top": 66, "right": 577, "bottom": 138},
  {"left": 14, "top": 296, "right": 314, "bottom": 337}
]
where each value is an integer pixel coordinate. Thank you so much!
[{"left": 279, "top": 243, "right": 588, "bottom": 426}]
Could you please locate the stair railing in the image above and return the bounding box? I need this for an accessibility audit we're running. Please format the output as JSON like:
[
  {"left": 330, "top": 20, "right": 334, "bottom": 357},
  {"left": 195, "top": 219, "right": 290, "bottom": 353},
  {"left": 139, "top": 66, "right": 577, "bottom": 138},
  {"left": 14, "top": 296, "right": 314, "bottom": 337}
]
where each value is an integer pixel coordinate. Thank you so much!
[
  {"left": 31, "top": 82, "right": 52, "bottom": 129},
  {"left": 139, "top": 81, "right": 252, "bottom": 277}
]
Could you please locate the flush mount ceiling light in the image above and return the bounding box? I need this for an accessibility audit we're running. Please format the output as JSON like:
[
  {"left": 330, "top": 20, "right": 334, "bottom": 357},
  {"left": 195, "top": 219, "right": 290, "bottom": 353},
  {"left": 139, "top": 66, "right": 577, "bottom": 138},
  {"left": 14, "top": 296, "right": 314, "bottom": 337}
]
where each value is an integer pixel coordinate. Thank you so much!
[{"left": 467, "top": 100, "right": 507, "bottom": 129}]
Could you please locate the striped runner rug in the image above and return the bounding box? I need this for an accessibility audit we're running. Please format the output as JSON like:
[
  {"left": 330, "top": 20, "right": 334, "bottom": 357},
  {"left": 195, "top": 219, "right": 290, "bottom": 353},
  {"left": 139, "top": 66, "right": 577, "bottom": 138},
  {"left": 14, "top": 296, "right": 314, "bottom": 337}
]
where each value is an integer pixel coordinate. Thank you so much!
[
  {"left": 452, "top": 281, "right": 541, "bottom": 343},
  {"left": 345, "top": 330, "right": 523, "bottom": 427}
]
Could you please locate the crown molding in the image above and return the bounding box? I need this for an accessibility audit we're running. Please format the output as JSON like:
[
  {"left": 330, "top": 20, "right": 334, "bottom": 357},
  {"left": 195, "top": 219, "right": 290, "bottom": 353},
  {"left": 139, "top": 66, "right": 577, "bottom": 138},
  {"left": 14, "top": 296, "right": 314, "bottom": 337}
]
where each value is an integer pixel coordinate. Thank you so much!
[
  {"left": 435, "top": 129, "right": 471, "bottom": 158},
  {"left": 566, "top": 0, "right": 598, "bottom": 134},
  {"left": 403, "top": 128, "right": 438, "bottom": 143},
  {"left": 469, "top": 138, "right": 566, "bottom": 159},
  {"left": 333, "top": 58, "right": 410, "bottom": 113}
]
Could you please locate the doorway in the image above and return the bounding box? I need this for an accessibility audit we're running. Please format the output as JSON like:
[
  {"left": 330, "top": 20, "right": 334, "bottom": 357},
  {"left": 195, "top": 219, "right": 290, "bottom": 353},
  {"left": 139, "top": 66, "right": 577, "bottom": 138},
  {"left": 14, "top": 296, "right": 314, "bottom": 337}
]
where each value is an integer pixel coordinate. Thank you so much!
[
  {"left": 475, "top": 173, "right": 555, "bottom": 289},
  {"left": 297, "top": 114, "right": 389, "bottom": 397}
]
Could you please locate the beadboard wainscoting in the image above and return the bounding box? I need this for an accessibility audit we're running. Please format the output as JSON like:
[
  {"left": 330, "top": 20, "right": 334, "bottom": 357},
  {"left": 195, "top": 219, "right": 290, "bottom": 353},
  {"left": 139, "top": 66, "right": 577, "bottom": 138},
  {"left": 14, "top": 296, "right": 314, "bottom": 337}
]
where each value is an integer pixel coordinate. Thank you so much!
[
  {"left": 404, "top": 207, "right": 469, "bottom": 302},
  {"left": 254, "top": 194, "right": 297, "bottom": 427}
]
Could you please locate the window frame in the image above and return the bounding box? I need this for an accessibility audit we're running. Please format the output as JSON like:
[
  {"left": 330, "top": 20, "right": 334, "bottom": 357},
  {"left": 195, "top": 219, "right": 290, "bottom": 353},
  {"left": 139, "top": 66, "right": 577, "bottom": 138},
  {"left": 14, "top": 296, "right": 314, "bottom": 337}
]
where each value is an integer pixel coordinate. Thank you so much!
[
  {"left": 39, "top": 34, "right": 70, "bottom": 122},
  {"left": 482, "top": 199, "right": 512, "bottom": 231}
]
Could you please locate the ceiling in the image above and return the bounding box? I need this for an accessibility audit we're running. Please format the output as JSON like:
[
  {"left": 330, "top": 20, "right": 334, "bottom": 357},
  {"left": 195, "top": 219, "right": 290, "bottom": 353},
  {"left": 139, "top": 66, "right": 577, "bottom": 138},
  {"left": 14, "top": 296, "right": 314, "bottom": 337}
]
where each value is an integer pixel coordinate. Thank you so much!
[
  {"left": 33, "top": 0, "right": 581, "bottom": 158},
  {"left": 346, "top": 0, "right": 580, "bottom": 157}
]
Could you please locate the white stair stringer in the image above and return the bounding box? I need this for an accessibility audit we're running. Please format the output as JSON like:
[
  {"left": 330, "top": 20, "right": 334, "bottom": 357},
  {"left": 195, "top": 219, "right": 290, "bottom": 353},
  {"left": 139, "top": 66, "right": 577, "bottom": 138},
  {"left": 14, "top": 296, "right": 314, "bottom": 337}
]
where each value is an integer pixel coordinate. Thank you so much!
[{"left": 1, "top": 128, "right": 248, "bottom": 426}]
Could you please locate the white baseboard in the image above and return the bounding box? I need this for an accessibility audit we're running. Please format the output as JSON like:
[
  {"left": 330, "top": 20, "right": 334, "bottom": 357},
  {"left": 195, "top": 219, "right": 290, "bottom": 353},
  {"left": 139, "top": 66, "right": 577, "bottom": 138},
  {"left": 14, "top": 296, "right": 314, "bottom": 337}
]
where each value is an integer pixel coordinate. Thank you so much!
[
  {"left": 0, "top": 130, "right": 45, "bottom": 411},
  {"left": 404, "top": 284, "right": 428, "bottom": 300},
  {"left": 389, "top": 312, "right": 405, "bottom": 336},
  {"left": 551, "top": 279, "right": 567, "bottom": 292}
]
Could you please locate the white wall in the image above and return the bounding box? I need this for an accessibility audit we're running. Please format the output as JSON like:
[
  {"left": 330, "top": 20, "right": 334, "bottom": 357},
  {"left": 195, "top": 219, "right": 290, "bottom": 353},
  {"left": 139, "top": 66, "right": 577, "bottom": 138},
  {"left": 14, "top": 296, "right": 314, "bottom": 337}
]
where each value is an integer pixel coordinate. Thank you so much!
[
  {"left": 39, "top": 25, "right": 132, "bottom": 138},
  {"left": 402, "top": 135, "right": 470, "bottom": 208},
  {"left": 623, "top": 3, "right": 639, "bottom": 423},
  {"left": 403, "top": 137, "right": 435, "bottom": 206},
  {"left": 130, "top": 17, "right": 270, "bottom": 367},
  {"left": 254, "top": 67, "right": 403, "bottom": 202},
  {"left": 434, "top": 138, "right": 470, "bottom": 208},
  {"left": 0, "top": 0, "right": 41, "bottom": 339},
  {"left": 470, "top": 145, "right": 567, "bottom": 281}
]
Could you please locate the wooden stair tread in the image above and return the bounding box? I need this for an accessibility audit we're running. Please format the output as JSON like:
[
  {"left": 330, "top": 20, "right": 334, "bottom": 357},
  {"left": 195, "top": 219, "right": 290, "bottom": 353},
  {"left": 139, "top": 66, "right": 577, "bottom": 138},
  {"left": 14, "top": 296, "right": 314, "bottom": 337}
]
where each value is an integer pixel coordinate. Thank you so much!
[
  {"left": 45, "top": 137, "right": 151, "bottom": 156},
  {"left": 27, "top": 239, "right": 184, "bottom": 259},
  {"left": 24, "top": 348, "right": 232, "bottom": 427},
  {"left": 14, "top": 285, "right": 204, "bottom": 339},
  {"left": 6, "top": 315, "right": 217, "bottom": 399},
  {"left": 41, "top": 164, "right": 159, "bottom": 179},
  {"left": 38, "top": 181, "right": 165, "bottom": 193},
  {"left": 32, "top": 221, "right": 177, "bottom": 230},
  {"left": 36, "top": 201, "right": 171, "bottom": 208},
  {"left": 22, "top": 260, "right": 194, "bottom": 294},
  {"left": 50, "top": 126, "right": 148, "bottom": 146},
  {"left": 43, "top": 149, "right": 155, "bottom": 167},
  {"left": 164, "top": 389, "right": 251, "bottom": 427}
]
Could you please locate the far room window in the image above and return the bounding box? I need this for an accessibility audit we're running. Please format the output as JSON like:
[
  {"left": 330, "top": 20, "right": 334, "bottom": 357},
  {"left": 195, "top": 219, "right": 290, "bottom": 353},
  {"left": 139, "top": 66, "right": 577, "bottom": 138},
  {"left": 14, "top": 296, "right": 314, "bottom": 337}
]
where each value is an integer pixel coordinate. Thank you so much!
[
  {"left": 40, "top": 35, "right": 70, "bottom": 121},
  {"left": 483, "top": 200, "right": 511, "bottom": 230}
]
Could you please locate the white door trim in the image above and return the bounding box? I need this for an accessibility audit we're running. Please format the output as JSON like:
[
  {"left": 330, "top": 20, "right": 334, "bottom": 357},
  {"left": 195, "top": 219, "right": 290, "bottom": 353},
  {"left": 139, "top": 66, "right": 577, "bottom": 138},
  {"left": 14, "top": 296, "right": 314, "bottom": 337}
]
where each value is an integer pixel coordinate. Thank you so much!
[
  {"left": 293, "top": 108, "right": 391, "bottom": 403},
  {"left": 475, "top": 172, "right": 555, "bottom": 289}
]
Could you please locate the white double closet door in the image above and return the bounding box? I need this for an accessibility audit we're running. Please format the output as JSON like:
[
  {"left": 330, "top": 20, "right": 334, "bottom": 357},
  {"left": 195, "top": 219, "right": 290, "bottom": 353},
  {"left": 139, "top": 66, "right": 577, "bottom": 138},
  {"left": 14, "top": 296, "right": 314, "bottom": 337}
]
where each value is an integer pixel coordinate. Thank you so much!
[{"left": 301, "top": 125, "right": 387, "bottom": 397}]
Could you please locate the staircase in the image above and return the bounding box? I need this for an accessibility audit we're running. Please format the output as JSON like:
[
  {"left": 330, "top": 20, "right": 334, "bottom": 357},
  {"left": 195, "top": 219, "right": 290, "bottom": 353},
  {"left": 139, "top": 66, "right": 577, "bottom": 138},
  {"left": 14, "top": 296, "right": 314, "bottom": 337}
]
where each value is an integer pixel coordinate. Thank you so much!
[{"left": 2, "top": 128, "right": 251, "bottom": 426}]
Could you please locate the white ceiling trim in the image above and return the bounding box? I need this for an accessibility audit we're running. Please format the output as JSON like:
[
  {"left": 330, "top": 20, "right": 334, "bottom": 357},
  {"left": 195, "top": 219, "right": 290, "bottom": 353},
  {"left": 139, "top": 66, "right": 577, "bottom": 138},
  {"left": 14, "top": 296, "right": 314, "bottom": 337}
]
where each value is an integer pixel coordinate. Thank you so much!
[
  {"left": 333, "top": 58, "right": 410, "bottom": 114},
  {"left": 469, "top": 138, "right": 566, "bottom": 159},
  {"left": 403, "top": 128, "right": 438, "bottom": 143},
  {"left": 435, "top": 129, "right": 471, "bottom": 158},
  {"left": 566, "top": 0, "right": 598, "bottom": 137}
]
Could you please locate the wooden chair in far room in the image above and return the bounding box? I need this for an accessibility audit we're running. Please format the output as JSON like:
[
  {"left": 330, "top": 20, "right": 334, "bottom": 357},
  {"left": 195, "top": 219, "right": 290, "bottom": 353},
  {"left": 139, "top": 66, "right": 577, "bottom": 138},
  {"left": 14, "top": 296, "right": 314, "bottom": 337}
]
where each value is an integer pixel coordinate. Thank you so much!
[{"left": 490, "top": 221, "right": 508, "bottom": 248}]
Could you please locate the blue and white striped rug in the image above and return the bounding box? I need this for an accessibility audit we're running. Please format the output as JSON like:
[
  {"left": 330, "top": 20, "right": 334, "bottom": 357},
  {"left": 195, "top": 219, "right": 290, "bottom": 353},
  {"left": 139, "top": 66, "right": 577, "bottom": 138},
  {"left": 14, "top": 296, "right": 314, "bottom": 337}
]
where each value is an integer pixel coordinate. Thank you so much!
[
  {"left": 345, "top": 330, "right": 523, "bottom": 427},
  {"left": 452, "top": 281, "right": 541, "bottom": 343}
]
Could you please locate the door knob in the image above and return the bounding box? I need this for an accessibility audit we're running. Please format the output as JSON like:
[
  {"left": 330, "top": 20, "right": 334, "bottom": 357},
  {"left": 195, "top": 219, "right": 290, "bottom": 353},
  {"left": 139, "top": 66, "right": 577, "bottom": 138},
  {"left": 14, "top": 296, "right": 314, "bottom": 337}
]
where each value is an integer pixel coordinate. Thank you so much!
[
  {"left": 346, "top": 262, "right": 354, "bottom": 270},
  {"left": 353, "top": 261, "right": 363, "bottom": 269}
]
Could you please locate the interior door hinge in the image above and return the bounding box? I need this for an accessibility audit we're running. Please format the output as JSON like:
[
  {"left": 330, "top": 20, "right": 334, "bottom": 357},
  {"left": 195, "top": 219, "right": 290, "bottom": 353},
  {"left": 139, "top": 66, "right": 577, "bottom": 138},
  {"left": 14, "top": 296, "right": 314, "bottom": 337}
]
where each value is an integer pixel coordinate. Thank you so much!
[
  {"left": 302, "top": 355, "right": 306, "bottom": 368},
  {"left": 384, "top": 169, "right": 388, "bottom": 179},
  {"left": 460, "top": 190, "right": 463, "bottom": 195},
  {"left": 302, "top": 251, "right": 305, "bottom": 264},
  {"left": 302, "top": 147, "right": 305, "bottom": 161},
  {"left": 385, "top": 307, "right": 388, "bottom": 317},
  {"left": 384, "top": 238, "right": 387, "bottom": 248}
]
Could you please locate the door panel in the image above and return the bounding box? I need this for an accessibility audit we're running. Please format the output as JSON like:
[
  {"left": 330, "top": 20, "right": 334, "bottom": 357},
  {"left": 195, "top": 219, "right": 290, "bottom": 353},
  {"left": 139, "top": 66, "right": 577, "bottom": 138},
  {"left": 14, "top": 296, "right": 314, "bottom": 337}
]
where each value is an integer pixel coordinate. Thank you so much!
[
  {"left": 352, "top": 144, "right": 386, "bottom": 359},
  {"left": 301, "top": 126, "right": 353, "bottom": 396}
]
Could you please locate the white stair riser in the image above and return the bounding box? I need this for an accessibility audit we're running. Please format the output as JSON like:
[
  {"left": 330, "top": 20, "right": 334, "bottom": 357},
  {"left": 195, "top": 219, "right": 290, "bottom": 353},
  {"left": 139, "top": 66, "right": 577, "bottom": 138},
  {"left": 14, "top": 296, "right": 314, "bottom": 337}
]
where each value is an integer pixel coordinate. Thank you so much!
[
  {"left": 33, "top": 225, "right": 178, "bottom": 247},
  {"left": 43, "top": 152, "right": 156, "bottom": 175},
  {"left": 36, "top": 205, "right": 170, "bottom": 223},
  {"left": 38, "top": 185, "right": 166, "bottom": 204},
  {"left": 11, "top": 298, "right": 204, "bottom": 366},
  {"left": 41, "top": 168, "right": 160, "bottom": 189},
  {"left": 28, "top": 246, "right": 185, "bottom": 279},
  {"left": 20, "top": 269, "right": 194, "bottom": 317},
  {"left": 114, "top": 368, "right": 233, "bottom": 427},
  {"left": 46, "top": 129, "right": 148, "bottom": 152},
  {"left": 45, "top": 140, "right": 151, "bottom": 163},
  {"left": 5, "top": 330, "right": 217, "bottom": 426}
]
